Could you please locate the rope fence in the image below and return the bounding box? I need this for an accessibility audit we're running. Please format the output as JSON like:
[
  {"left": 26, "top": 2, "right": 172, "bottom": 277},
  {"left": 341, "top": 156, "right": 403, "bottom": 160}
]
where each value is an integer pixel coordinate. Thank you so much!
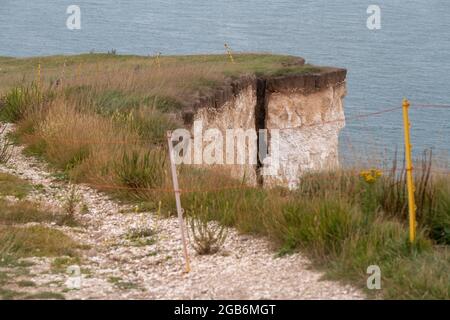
[
  {"left": 5, "top": 103, "right": 450, "bottom": 195},
  {"left": 80, "top": 166, "right": 450, "bottom": 195}
]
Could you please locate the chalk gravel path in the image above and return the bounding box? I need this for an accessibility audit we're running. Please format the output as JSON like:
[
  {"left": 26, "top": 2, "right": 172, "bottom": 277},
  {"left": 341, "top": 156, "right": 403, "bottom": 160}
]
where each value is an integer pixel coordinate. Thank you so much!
[{"left": 0, "top": 124, "right": 364, "bottom": 300}]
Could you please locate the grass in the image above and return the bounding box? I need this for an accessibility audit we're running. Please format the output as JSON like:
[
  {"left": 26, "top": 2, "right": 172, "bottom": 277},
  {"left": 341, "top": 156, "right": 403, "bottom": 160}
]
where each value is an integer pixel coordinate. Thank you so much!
[
  {"left": 0, "top": 196, "right": 79, "bottom": 227},
  {"left": 114, "top": 149, "right": 166, "bottom": 189},
  {"left": 0, "top": 53, "right": 317, "bottom": 100},
  {"left": 178, "top": 169, "right": 449, "bottom": 299},
  {"left": 124, "top": 227, "right": 157, "bottom": 247},
  {"left": 0, "top": 225, "right": 80, "bottom": 259},
  {"left": 24, "top": 292, "right": 65, "bottom": 300},
  {"left": 0, "top": 53, "right": 449, "bottom": 299},
  {"left": 0, "top": 223, "right": 80, "bottom": 299},
  {"left": 108, "top": 276, "right": 140, "bottom": 290},
  {"left": 0, "top": 288, "right": 25, "bottom": 300},
  {"left": 0, "top": 85, "right": 42, "bottom": 123},
  {"left": 51, "top": 256, "right": 82, "bottom": 273},
  {"left": 0, "top": 199, "right": 56, "bottom": 225},
  {"left": 17, "top": 280, "right": 36, "bottom": 287},
  {"left": 0, "top": 172, "right": 32, "bottom": 199},
  {"left": 0, "top": 183, "right": 80, "bottom": 299}
]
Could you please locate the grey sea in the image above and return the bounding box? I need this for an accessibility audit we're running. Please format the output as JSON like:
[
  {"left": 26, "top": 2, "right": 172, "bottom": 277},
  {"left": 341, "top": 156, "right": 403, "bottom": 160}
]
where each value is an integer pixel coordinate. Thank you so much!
[{"left": 1, "top": 0, "right": 449, "bottom": 165}]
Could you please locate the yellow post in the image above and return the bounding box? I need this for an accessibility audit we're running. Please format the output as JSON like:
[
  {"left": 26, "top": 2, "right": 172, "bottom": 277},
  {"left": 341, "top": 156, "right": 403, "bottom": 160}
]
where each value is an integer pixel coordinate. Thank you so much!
[
  {"left": 36, "top": 63, "right": 43, "bottom": 102},
  {"left": 402, "top": 98, "right": 416, "bottom": 243},
  {"left": 37, "top": 63, "right": 41, "bottom": 91},
  {"left": 156, "top": 52, "right": 161, "bottom": 69},
  {"left": 224, "top": 43, "right": 235, "bottom": 63}
]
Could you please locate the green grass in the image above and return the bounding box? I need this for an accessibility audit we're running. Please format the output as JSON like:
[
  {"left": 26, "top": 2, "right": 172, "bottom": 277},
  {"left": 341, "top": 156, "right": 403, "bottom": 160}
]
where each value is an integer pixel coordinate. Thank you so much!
[
  {"left": 107, "top": 276, "right": 140, "bottom": 290},
  {"left": 0, "top": 173, "right": 32, "bottom": 199},
  {"left": 0, "top": 288, "right": 25, "bottom": 300},
  {"left": 124, "top": 227, "right": 157, "bottom": 247},
  {"left": 0, "top": 53, "right": 319, "bottom": 95},
  {"left": 0, "top": 224, "right": 79, "bottom": 300},
  {"left": 51, "top": 256, "right": 82, "bottom": 273},
  {"left": 0, "top": 199, "right": 53, "bottom": 224},
  {"left": 381, "top": 248, "right": 449, "bottom": 299},
  {"left": 0, "top": 198, "right": 79, "bottom": 226},
  {"left": 17, "top": 280, "right": 36, "bottom": 287},
  {"left": 0, "top": 225, "right": 81, "bottom": 260}
]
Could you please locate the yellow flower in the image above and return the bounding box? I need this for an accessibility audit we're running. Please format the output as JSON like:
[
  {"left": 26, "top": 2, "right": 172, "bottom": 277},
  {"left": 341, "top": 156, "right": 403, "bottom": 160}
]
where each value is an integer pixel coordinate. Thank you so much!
[{"left": 360, "top": 168, "right": 382, "bottom": 183}]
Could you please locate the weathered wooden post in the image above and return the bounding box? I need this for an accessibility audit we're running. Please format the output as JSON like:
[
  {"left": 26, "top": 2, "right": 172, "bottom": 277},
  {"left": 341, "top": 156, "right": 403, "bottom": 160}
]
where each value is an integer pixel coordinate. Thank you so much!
[{"left": 167, "top": 131, "right": 191, "bottom": 272}]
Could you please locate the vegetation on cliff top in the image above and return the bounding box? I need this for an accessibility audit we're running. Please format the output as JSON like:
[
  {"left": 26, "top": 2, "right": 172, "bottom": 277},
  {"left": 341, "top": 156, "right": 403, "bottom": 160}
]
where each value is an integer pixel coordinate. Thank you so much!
[{"left": 0, "top": 53, "right": 319, "bottom": 103}]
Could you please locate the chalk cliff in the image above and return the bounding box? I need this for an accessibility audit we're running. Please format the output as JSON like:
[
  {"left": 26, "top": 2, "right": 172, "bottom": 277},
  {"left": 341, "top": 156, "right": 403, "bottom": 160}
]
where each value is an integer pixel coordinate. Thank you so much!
[{"left": 179, "top": 59, "right": 347, "bottom": 189}]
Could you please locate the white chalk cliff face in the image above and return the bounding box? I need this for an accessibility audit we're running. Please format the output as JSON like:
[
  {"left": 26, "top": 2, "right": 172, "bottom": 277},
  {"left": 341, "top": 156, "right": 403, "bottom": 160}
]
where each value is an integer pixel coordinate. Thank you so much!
[
  {"left": 184, "top": 68, "right": 347, "bottom": 189},
  {"left": 264, "top": 82, "right": 346, "bottom": 188},
  {"left": 192, "top": 84, "right": 259, "bottom": 185}
]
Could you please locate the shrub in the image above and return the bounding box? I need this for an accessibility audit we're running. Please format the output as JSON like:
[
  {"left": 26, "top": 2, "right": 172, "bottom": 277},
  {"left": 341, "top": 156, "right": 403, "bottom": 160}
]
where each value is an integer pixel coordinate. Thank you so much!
[
  {"left": 188, "top": 205, "right": 227, "bottom": 255},
  {"left": 61, "top": 184, "right": 81, "bottom": 226}
]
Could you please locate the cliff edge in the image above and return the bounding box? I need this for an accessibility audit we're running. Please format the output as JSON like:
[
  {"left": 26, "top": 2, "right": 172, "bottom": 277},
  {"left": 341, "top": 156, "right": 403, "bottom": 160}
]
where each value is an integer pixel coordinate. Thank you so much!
[{"left": 179, "top": 58, "right": 347, "bottom": 188}]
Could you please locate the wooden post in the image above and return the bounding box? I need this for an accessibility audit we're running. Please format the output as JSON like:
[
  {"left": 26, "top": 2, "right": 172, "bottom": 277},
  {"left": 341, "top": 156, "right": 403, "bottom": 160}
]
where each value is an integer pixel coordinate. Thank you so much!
[{"left": 167, "top": 131, "right": 191, "bottom": 272}]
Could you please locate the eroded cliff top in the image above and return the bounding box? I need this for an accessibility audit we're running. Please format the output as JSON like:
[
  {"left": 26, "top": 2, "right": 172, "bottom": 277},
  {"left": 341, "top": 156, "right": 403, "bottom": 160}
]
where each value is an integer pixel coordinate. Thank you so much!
[{"left": 0, "top": 53, "right": 346, "bottom": 120}]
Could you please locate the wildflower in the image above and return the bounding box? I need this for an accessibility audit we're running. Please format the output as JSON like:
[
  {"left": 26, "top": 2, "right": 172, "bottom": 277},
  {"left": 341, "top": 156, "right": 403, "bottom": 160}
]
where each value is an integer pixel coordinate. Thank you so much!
[{"left": 360, "top": 168, "right": 382, "bottom": 183}]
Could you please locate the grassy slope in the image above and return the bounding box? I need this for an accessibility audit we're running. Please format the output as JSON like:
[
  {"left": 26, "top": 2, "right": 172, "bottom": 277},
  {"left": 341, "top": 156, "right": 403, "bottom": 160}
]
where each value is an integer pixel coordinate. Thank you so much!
[
  {"left": 0, "top": 173, "right": 81, "bottom": 299},
  {"left": 0, "top": 53, "right": 449, "bottom": 299}
]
